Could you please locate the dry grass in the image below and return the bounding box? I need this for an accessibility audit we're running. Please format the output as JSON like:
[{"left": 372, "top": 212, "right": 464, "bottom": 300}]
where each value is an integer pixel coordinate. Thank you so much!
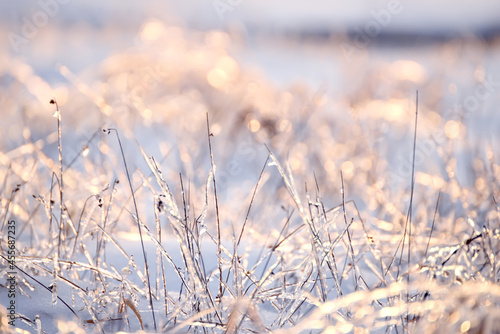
[{"left": 0, "top": 23, "right": 500, "bottom": 333}]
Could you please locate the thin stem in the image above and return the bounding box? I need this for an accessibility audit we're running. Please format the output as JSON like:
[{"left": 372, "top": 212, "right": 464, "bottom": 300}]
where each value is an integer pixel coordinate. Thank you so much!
[
  {"left": 105, "top": 128, "right": 157, "bottom": 331},
  {"left": 206, "top": 113, "right": 223, "bottom": 303}
]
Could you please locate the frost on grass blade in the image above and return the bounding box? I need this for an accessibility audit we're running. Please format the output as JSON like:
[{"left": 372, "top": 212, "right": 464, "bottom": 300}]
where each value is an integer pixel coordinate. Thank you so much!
[
  {"left": 35, "top": 315, "right": 42, "bottom": 334},
  {"left": 52, "top": 253, "right": 59, "bottom": 306},
  {"left": 199, "top": 223, "right": 208, "bottom": 236},
  {"left": 138, "top": 145, "right": 181, "bottom": 220},
  {"left": 197, "top": 170, "right": 213, "bottom": 228}
]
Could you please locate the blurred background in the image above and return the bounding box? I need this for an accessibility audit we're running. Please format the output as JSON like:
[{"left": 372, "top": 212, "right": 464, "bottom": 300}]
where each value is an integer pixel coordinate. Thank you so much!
[
  {"left": 1, "top": 0, "right": 499, "bottom": 213},
  {"left": 2, "top": 0, "right": 500, "bottom": 85},
  {"left": 1, "top": 0, "right": 499, "bottom": 196},
  {"left": 1, "top": 0, "right": 500, "bottom": 218}
]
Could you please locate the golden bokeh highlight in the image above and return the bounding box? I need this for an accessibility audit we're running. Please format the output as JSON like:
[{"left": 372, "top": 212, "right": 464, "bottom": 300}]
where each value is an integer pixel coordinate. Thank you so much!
[
  {"left": 211, "top": 123, "right": 221, "bottom": 136},
  {"left": 103, "top": 104, "right": 113, "bottom": 116},
  {"left": 487, "top": 149, "right": 494, "bottom": 160},
  {"left": 89, "top": 185, "right": 100, "bottom": 194},
  {"left": 141, "top": 20, "right": 165, "bottom": 41},
  {"left": 341, "top": 160, "right": 354, "bottom": 174},
  {"left": 99, "top": 142, "right": 110, "bottom": 155},
  {"left": 460, "top": 320, "right": 471, "bottom": 333},
  {"left": 207, "top": 55, "right": 240, "bottom": 90},
  {"left": 322, "top": 326, "right": 336, "bottom": 334},
  {"left": 417, "top": 172, "right": 445, "bottom": 189},
  {"left": 388, "top": 60, "right": 427, "bottom": 83},
  {"left": 143, "top": 108, "right": 153, "bottom": 120},
  {"left": 377, "top": 220, "right": 393, "bottom": 232},
  {"left": 474, "top": 66, "right": 485, "bottom": 82},
  {"left": 428, "top": 311, "right": 440, "bottom": 323},
  {"left": 207, "top": 68, "right": 227, "bottom": 89},
  {"left": 444, "top": 120, "right": 463, "bottom": 139},
  {"left": 82, "top": 146, "right": 89, "bottom": 157},
  {"left": 216, "top": 55, "right": 239, "bottom": 77},
  {"left": 362, "top": 99, "right": 407, "bottom": 122},
  {"left": 248, "top": 119, "right": 261, "bottom": 133},
  {"left": 475, "top": 177, "right": 485, "bottom": 191},
  {"left": 360, "top": 157, "right": 372, "bottom": 171}
]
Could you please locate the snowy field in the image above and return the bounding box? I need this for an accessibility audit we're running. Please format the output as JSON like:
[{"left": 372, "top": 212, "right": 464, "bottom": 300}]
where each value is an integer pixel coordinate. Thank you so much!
[{"left": 1, "top": 2, "right": 500, "bottom": 333}]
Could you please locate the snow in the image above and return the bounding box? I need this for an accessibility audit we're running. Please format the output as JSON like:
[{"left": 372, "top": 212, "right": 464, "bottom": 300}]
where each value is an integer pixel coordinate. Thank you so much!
[{"left": 1, "top": 2, "right": 500, "bottom": 333}]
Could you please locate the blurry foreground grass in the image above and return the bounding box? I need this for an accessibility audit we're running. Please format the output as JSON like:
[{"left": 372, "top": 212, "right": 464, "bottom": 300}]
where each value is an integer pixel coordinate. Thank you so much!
[{"left": 1, "top": 21, "right": 500, "bottom": 333}]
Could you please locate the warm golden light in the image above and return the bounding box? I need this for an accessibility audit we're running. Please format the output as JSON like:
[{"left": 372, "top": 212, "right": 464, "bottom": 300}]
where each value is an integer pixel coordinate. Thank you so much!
[
  {"left": 363, "top": 99, "right": 407, "bottom": 122},
  {"left": 388, "top": 60, "right": 427, "bottom": 83},
  {"left": 322, "top": 326, "right": 336, "bottom": 334},
  {"left": 211, "top": 122, "right": 221, "bottom": 135},
  {"left": 248, "top": 119, "right": 261, "bottom": 133},
  {"left": 143, "top": 108, "right": 153, "bottom": 119},
  {"left": 460, "top": 320, "right": 471, "bottom": 332},
  {"left": 82, "top": 146, "right": 89, "bottom": 157},
  {"left": 341, "top": 160, "right": 354, "bottom": 174},
  {"left": 103, "top": 104, "right": 113, "bottom": 116},
  {"left": 99, "top": 142, "right": 110, "bottom": 155},
  {"left": 475, "top": 177, "right": 485, "bottom": 191},
  {"left": 444, "top": 120, "right": 462, "bottom": 139},
  {"left": 2, "top": 16, "right": 496, "bottom": 334},
  {"left": 207, "top": 68, "right": 227, "bottom": 89},
  {"left": 474, "top": 67, "right": 485, "bottom": 82},
  {"left": 216, "top": 55, "right": 239, "bottom": 79},
  {"left": 141, "top": 20, "right": 165, "bottom": 41}
]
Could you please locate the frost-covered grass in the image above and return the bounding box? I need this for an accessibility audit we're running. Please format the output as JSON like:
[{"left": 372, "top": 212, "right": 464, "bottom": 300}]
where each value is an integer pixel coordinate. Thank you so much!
[{"left": 1, "top": 23, "right": 500, "bottom": 333}]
